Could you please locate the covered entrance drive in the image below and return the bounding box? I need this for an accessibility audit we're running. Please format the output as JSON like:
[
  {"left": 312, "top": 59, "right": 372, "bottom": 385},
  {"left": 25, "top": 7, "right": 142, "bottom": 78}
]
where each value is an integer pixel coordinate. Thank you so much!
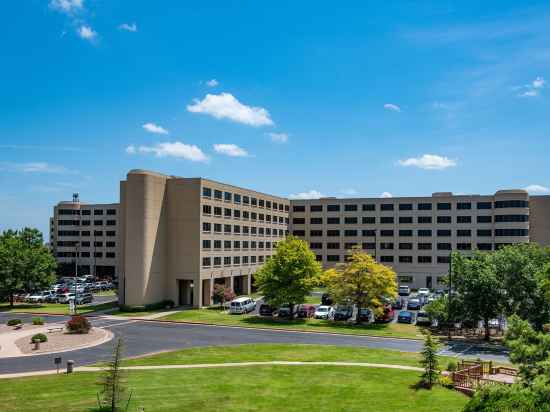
[{"left": 178, "top": 280, "right": 194, "bottom": 306}]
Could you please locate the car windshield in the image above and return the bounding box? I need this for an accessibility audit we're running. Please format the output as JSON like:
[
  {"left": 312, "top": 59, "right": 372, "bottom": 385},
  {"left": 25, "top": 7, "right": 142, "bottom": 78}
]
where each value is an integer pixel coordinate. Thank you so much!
[
  {"left": 317, "top": 307, "right": 328, "bottom": 312},
  {"left": 400, "top": 312, "right": 411, "bottom": 317}
]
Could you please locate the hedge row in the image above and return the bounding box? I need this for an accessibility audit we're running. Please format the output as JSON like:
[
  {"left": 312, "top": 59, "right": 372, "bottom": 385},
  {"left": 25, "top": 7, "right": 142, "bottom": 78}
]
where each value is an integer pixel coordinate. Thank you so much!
[{"left": 119, "top": 299, "right": 175, "bottom": 313}]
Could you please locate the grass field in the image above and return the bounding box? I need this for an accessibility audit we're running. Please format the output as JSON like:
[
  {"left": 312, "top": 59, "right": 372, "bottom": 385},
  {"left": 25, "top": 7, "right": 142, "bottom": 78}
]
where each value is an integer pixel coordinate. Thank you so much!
[
  {"left": 0, "top": 301, "right": 117, "bottom": 315},
  {"left": 0, "top": 365, "right": 467, "bottom": 411},
  {"left": 160, "top": 307, "right": 424, "bottom": 339}
]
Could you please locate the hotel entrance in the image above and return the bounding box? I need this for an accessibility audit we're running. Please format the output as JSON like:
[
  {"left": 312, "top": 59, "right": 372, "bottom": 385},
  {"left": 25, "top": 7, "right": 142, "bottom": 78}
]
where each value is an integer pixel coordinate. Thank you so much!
[{"left": 178, "top": 280, "right": 194, "bottom": 306}]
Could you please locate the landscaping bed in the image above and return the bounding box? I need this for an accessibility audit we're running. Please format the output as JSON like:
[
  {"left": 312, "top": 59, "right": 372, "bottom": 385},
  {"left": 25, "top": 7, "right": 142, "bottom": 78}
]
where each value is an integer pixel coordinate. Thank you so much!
[{"left": 14, "top": 327, "right": 109, "bottom": 355}]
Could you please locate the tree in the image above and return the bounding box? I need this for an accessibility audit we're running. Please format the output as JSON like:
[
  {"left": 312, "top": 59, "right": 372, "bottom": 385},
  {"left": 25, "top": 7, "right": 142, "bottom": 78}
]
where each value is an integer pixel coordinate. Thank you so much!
[
  {"left": 97, "top": 338, "right": 130, "bottom": 412},
  {"left": 0, "top": 228, "right": 57, "bottom": 306},
  {"left": 420, "top": 331, "right": 440, "bottom": 388},
  {"left": 254, "top": 236, "right": 321, "bottom": 316},
  {"left": 212, "top": 284, "right": 236, "bottom": 308},
  {"left": 451, "top": 251, "right": 504, "bottom": 340},
  {"left": 323, "top": 248, "right": 397, "bottom": 324}
]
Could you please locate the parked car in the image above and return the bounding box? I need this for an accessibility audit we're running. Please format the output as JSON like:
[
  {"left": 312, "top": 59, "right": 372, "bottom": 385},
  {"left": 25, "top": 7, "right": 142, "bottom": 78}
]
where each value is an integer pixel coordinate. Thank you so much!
[
  {"left": 333, "top": 306, "right": 353, "bottom": 321},
  {"left": 314, "top": 305, "right": 334, "bottom": 320},
  {"left": 397, "top": 310, "right": 415, "bottom": 324},
  {"left": 357, "top": 308, "right": 372, "bottom": 323},
  {"left": 321, "top": 293, "right": 333, "bottom": 306},
  {"left": 27, "top": 291, "right": 54, "bottom": 303},
  {"left": 259, "top": 304, "right": 276, "bottom": 317},
  {"left": 416, "top": 311, "right": 431, "bottom": 326},
  {"left": 57, "top": 293, "right": 74, "bottom": 304},
  {"left": 407, "top": 298, "right": 422, "bottom": 311},
  {"left": 297, "top": 304, "right": 316, "bottom": 318},
  {"left": 398, "top": 285, "right": 410, "bottom": 296},
  {"left": 45, "top": 291, "right": 59, "bottom": 303},
  {"left": 392, "top": 298, "right": 404, "bottom": 310},
  {"left": 74, "top": 293, "right": 93, "bottom": 304},
  {"left": 375, "top": 305, "right": 395, "bottom": 323},
  {"left": 418, "top": 288, "right": 430, "bottom": 297},
  {"left": 229, "top": 297, "right": 256, "bottom": 314},
  {"left": 277, "top": 304, "right": 298, "bottom": 318}
]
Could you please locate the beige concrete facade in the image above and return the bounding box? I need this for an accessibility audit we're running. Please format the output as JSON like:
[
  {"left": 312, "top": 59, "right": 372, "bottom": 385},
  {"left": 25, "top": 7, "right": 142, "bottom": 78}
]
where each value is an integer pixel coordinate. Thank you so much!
[
  {"left": 50, "top": 201, "right": 120, "bottom": 278},
  {"left": 288, "top": 190, "right": 548, "bottom": 290},
  {"left": 119, "top": 169, "right": 289, "bottom": 307}
]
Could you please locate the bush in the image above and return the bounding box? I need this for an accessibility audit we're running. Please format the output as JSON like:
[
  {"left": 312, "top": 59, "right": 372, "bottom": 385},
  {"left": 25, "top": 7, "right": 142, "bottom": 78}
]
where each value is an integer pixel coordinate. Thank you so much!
[
  {"left": 439, "top": 375, "right": 454, "bottom": 388},
  {"left": 446, "top": 360, "right": 458, "bottom": 372},
  {"left": 66, "top": 315, "right": 91, "bottom": 334},
  {"left": 7, "top": 319, "right": 22, "bottom": 326},
  {"left": 31, "top": 333, "right": 48, "bottom": 343},
  {"left": 32, "top": 317, "right": 44, "bottom": 325}
]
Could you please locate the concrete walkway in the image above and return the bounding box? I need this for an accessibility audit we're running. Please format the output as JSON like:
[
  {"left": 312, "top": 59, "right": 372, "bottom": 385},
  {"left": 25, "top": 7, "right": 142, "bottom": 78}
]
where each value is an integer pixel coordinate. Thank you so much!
[{"left": 0, "top": 360, "right": 424, "bottom": 379}]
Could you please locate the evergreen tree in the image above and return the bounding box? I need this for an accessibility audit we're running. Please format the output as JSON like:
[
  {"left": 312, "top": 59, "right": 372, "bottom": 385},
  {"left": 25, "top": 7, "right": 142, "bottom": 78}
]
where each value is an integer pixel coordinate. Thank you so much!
[{"left": 420, "top": 332, "right": 440, "bottom": 388}]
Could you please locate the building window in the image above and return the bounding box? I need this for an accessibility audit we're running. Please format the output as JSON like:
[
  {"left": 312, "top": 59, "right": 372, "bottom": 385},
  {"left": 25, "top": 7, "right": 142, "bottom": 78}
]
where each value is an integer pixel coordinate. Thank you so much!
[
  {"left": 224, "top": 192, "right": 232, "bottom": 202},
  {"left": 399, "top": 216, "right": 413, "bottom": 224},
  {"left": 292, "top": 205, "right": 305, "bottom": 212},
  {"left": 310, "top": 217, "right": 323, "bottom": 224},
  {"left": 327, "top": 255, "right": 340, "bottom": 262},
  {"left": 344, "top": 230, "right": 358, "bottom": 237},
  {"left": 457, "top": 230, "right": 471, "bottom": 237},
  {"left": 399, "top": 230, "right": 413, "bottom": 237},
  {"left": 202, "top": 205, "right": 212, "bottom": 215},
  {"left": 418, "top": 256, "right": 432, "bottom": 264},
  {"left": 495, "top": 228, "right": 529, "bottom": 237},
  {"left": 437, "top": 229, "right": 452, "bottom": 237},
  {"left": 398, "top": 275, "right": 413, "bottom": 283},
  {"left": 327, "top": 204, "right": 340, "bottom": 212},
  {"left": 380, "top": 256, "right": 394, "bottom": 263},
  {"left": 234, "top": 194, "right": 241, "bottom": 204},
  {"left": 437, "top": 216, "right": 452, "bottom": 224},
  {"left": 259, "top": 199, "right": 265, "bottom": 208},
  {"left": 380, "top": 230, "right": 394, "bottom": 237},
  {"left": 202, "top": 187, "right": 212, "bottom": 197},
  {"left": 243, "top": 196, "right": 250, "bottom": 205},
  {"left": 94, "top": 252, "right": 103, "bottom": 258},
  {"left": 437, "top": 203, "right": 451, "bottom": 210},
  {"left": 437, "top": 256, "right": 450, "bottom": 264},
  {"left": 106, "top": 220, "right": 116, "bottom": 226},
  {"left": 477, "top": 229, "right": 492, "bottom": 237},
  {"left": 477, "top": 215, "right": 492, "bottom": 223},
  {"left": 399, "top": 256, "right": 413, "bottom": 263},
  {"left": 310, "top": 242, "right": 323, "bottom": 249},
  {"left": 327, "top": 242, "right": 340, "bottom": 249},
  {"left": 362, "top": 217, "right": 376, "bottom": 224},
  {"left": 106, "top": 252, "right": 115, "bottom": 258},
  {"left": 362, "top": 230, "right": 376, "bottom": 237},
  {"left": 495, "top": 200, "right": 528, "bottom": 209},
  {"left": 202, "top": 222, "right": 211, "bottom": 232},
  {"left": 106, "top": 231, "right": 116, "bottom": 237},
  {"left": 202, "top": 240, "right": 211, "bottom": 249},
  {"left": 418, "top": 216, "right": 432, "bottom": 224},
  {"left": 94, "top": 220, "right": 103, "bottom": 226},
  {"left": 233, "top": 256, "right": 241, "bottom": 265},
  {"left": 437, "top": 243, "right": 451, "bottom": 250},
  {"left": 380, "top": 242, "right": 394, "bottom": 250},
  {"left": 399, "top": 242, "right": 413, "bottom": 250},
  {"left": 94, "top": 230, "right": 103, "bottom": 236},
  {"left": 344, "top": 217, "right": 358, "bottom": 224},
  {"left": 82, "top": 210, "right": 91, "bottom": 215},
  {"left": 398, "top": 203, "right": 413, "bottom": 211},
  {"left": 293, "top": 218, "right": 305, "bottom": 224},
  {"left": 457, "top": 202, "right": 471, "bottom": 210},
  {"left": 362, "top": 242, "right": 375, "bottom": 249},
  {"left": 107, "top": 209, "right": 117, "bottom": 215},
  {"left": 94, "top": 210, "right": 104, "bottom": 215},
  {"left": 310, "top": 230, "right": 323, "bottom": 237},
  {"left": 293, "top": 230, "right": 305, "bottom": 236},
  {"left": 457, "top": 216, "right": 472, "bottom": 224},
  {"left": 380, "top": 217, "right": 394, "bottom": 224},
  {"left": 345, "top": 242, "right": 359, "bottom": 249},
  {"left": 327, "top": 230, "right": 340, "bottom": 237},
  {"left": 380, "top": 203, "right": 394, "bottom": 211},
  {"left": 362, "top": 204, "right": 375, "bottom": 211},
  {"left": 495, "top": 214, "right": 529, "bottom": 222},
  {"left": 214, "top": 190, "right": 223, "bottom": 200},
  {"left": 214, "top": 257, "right": 222, "bottom": 266},
  {"left": 106, "top": 241, "right": 116, "bottom": 247},
  {"left": 202, "top": 257, "right": 211, "bottom": 267},
  {"left": 418, "top": 203, "right": 432, "bottom": 210},
  {"left": 344, "top": 204, "right": 358, "bottom": 212},
  {"left": 224, "top": 256, "right": 232, "bottom": 266},
  {"left": 477, "top": 243, "right": 492, "bottom": 251},
  {"left": 310, "top": 205, "right": 323, "bottom": 212},
  {"left": 224, "top": 240, "right": 232, "bottom": 250},
  {"left": 457, "top": 243, "right": 471, "bottom": 250},
  {"left": 418, "top": 230, "right": 432, "bottom": 237},
  {"left": 327, "top": 217, "right": 340, "bottom": 224},
  {"left": 418, "top": 243, "right": 432, "bottom": 250},
  {"left": 477, "top": 202, "right": 492, "bottom": 210},
  {"left": 251, "top": 197, "right": 258, "bottom": 206}
]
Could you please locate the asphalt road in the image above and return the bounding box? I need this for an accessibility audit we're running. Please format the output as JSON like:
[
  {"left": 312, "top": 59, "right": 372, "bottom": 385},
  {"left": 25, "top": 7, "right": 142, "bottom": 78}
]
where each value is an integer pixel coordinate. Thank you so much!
[{"left": 0, "top": 312, "right": 508, "bottom": 374}]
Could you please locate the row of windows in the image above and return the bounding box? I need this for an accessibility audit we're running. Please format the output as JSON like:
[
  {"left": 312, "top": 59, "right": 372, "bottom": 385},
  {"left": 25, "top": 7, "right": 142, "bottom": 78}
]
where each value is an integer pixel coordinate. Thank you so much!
[
  {"left": 310, "top": 242, "right": 485, "bottom": 251},
  {"left": 293, "top": 228, "right": 523, "bottom": 237},
  {"left": 57, "top": 230, "right": 116, "bottom": 237},
  {"left": 320, "top": 254, "right": 451, "bottom": 264},
  {"left": 202, "top": 205, "right": 288, "bottom": 224},
  {"left": 56, "top": 241, "right": 116, "bottom": 248},
  {"left": 58, "top": 220, "right": 116, "bottom": 226},
  {"left": 58, "top": 209, "right": 117, "bottom": 216},
  {"left": 293, "top": 200, "right": 528, "bottom": 213},
  {"left": 202, "top": 222, "right": 286, "bottom": 237},
  {"left": 293, "top": 214, "right": 527, "bottom": 225},
  {"left": 202, "top": 240, "right": 275, "bottom": 250},
  {"left": 202, "top": 187, "right": 289, "bottom": 211},
  {"left": 57, "top": 251, "right": 116, "bottom": 258},
  {"left": 202, "top": 255, "right": 269, "bottom": 267}
]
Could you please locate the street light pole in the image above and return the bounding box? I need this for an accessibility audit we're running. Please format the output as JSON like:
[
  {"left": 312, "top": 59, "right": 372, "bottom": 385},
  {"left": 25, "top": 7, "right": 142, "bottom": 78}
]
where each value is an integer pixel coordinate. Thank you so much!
[{"left": 447, "top": 250, "right": 452, "bottom": 340}]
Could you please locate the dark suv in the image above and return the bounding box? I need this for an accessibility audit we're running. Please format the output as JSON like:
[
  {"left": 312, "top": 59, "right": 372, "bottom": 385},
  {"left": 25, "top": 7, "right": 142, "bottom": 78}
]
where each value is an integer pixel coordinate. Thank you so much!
[
  {"left": 259, "top": 304, "right": 275, "bottom": 317},
  {"left": 333, "top": 306, "right": 353, "bottom": 321}
]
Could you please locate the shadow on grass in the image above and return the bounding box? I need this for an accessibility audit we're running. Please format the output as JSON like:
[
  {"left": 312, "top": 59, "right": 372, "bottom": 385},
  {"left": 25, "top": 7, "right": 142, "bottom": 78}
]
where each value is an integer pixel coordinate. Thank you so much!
[{"left": 0, "top": 304, "right": 45, "bottom": 312}]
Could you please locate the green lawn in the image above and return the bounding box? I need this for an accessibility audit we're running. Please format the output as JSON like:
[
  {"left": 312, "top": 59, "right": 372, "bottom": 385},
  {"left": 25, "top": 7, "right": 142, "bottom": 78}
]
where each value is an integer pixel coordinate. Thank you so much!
[
  {"left": 0, "top": 301, "right": 117, "bottom": 315},
  {"left": 160, "top": 307, "right": 424, "bottom": 339},
  {"left": 93, "top": 289, "right": 117, "bottom": 297},
  {"left": 0, "top": 366, "right": 467, "bottom": 411},
  {"left": 123, "top": 343, "right": 432, "bottom": 367}
]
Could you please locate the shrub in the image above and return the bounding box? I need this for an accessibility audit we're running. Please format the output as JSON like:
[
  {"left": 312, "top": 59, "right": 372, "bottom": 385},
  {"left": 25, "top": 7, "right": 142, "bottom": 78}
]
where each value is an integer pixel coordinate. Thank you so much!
[
  {"left": 32, "top": 317, "right": 44, "bottom": 325},
  {"left": 439, "top": 375, "right": 454, "bottom": 388},
  {"left": 31, "top": 333, "right": 48, "bottom": 343},
  {"left": 66, "top": 315, "right": 91, "bottom": 334},
  {"left": 7, "top": 319, "right": 22, "bottom": 326},
  {"left": 446, "top": 360, "right": 458, "bottom": 372}
]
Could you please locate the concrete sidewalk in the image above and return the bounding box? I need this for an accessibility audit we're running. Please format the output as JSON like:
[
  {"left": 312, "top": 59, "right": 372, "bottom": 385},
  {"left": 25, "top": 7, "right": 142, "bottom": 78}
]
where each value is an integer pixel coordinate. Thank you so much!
[{"left": 0, "top": 360, "right": 424, "bottom": 379}]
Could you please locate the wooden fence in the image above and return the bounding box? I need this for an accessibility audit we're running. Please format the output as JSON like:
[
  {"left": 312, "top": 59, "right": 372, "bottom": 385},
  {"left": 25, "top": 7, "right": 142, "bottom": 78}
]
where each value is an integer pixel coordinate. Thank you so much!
[{"left": 451, "top": 360, "right": 517, "bottom": 393}]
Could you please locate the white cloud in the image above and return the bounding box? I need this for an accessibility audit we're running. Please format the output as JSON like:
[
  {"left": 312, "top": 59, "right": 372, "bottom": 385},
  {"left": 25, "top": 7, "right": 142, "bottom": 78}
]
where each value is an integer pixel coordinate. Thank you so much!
[
  {"left": 50, "top": 0, "right": 84, "bottom": 14},
  {"left": 532, "top": 77, "right": 546, "bottom": 89},
  {"left": 187, "top": 93, "right": 274, "bottom": 127},
  {"left": 118, "top": 23, "right": 137, "bottom": 32},
  {"left": 289, "top": 190, "right": 325, "bottom": 200},
  {"left": 267, "top": 132, "right": 289, "bottom": 143},
  {"left": 398, "top": 154, "right": 457, "bottom": 170},
  {"left": 520, "top": 89, "right": 539, "bottom": 97},
  {"left": 77, "top": 25, "right": 97, "bottom": 41},
  {"left": 384, "top": 103, "right": 401, "bottom": 112},
  {"left": 142, "top": 122, "right": 169, "bottom": 134},
  {"left": 213, "top": 144, "right": 249, "bottom": 157},
  {"left": 1, "top": 162, "right": 72, "bottom": 174},
  {"left": 518, "top": 76, "right": 546, "bottom": 97},
  {"left": 524, "top": 184, "right": 550, "bottom": 194},
  {"left": 206, "top": 79, "right": 219, "bottom": 87},
  {"left": 380, "top": 192, "right": 393, "bottom": 198},
  {"left": 128, "top": 141, "right": 208, "bottom": 162}
]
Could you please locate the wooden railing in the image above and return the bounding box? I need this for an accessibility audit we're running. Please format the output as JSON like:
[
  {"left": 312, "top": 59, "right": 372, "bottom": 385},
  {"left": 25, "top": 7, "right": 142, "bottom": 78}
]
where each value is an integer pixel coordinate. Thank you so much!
[{"left": 451, "top": 360, "right": 517, "bottom": 392}]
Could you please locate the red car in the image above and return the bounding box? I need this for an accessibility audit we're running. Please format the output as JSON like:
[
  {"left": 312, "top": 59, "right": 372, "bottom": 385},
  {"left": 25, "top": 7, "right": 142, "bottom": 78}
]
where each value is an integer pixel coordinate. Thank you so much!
[
  {"left": 375, "top": 305, "right": 395, "bottom": 323},
  {"left": 297, "top": 304, "right": 316, "bottom": 318}
]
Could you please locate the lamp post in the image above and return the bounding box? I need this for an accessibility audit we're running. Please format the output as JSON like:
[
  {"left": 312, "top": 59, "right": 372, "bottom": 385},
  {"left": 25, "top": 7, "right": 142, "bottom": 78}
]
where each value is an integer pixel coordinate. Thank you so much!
[{"left": 447, "top": 250, "right": 452, "bottom": 340}]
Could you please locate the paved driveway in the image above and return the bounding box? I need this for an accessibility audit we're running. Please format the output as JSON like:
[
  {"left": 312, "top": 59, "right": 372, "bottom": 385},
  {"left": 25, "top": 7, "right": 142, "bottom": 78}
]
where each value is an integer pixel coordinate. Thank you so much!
[{"left": 0, "top": 312, "right": 508, "bottom": 374}]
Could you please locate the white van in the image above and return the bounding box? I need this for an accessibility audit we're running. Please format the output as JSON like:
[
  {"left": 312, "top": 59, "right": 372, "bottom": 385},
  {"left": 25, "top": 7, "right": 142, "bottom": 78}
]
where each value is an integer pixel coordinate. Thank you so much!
[{"left": 229, "top": 297, "right": 256, "bottom": 314}]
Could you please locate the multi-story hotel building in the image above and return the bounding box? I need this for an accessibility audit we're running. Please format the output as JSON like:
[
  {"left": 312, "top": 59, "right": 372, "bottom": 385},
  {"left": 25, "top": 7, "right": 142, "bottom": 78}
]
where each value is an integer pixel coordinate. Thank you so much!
[
  {"left": 50, "top": 169, "right": 550, "bottom": 307},
  {"left": 119, "top": 170, "right": 289, "bottom": 308},
  {"left": 289, "top": 190, "right": 550, "bottom": 290},
  {"left": 50, "top": 197, "right": 120, "bottom": 278}
]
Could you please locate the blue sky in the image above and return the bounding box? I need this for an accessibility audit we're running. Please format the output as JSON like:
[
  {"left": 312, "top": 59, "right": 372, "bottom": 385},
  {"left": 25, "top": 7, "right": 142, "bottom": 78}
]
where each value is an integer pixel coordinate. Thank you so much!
[{"left": 1, "top": 1, "right": 550, "bottom": 237}]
